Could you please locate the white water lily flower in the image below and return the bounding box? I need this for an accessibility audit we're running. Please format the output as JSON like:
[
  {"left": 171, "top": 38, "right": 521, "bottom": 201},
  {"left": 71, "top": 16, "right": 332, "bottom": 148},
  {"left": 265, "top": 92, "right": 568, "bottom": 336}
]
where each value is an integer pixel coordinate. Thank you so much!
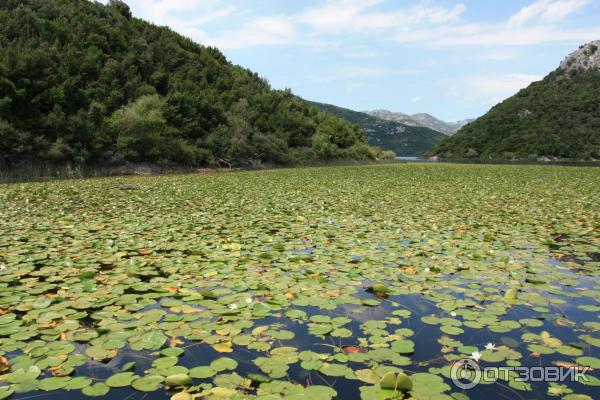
[
  {"left": 470, "top": 351, "right": 482, "bottom": 362},
  {"left": 0, "top": 264, "right": 6, "bottom": 271},
  {"left": 229, "top": 303, "right": 238, "bottom": 310},
  {"left": 450, "top": 312, "right": 457, "bottom": 317},
  {"left": 245, "top": 297, "right": 254, "bottom": 304},
  {"left": 424, "top": 267, "right": 431, "bottom": 273},
  {"left": 485, "top": 343, "right": 496, "bottom": 351}
]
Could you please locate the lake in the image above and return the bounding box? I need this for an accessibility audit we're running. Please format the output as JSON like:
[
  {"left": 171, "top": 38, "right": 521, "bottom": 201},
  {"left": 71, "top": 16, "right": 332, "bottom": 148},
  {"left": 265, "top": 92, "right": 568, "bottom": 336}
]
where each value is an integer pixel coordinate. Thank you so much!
[{"left": 0, "top": 163, "right": 598, "bottom": 400}]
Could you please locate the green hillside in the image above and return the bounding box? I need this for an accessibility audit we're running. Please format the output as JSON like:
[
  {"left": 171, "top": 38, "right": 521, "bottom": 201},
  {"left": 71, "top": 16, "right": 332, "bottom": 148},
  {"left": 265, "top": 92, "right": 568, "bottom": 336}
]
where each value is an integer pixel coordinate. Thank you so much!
[
  {"left": 308, "top": 101, "right": 447, "bottom": 156},
  {"left": 0, "top": 0, "right": 376, "bottom": 168},
  {"left": 428, "top": 42, "right": 600, "bottom": 160}
]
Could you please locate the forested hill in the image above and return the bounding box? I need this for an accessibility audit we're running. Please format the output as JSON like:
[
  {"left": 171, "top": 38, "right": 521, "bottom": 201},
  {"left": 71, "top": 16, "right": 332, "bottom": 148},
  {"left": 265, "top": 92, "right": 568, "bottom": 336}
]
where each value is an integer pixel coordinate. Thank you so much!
[
  {"left": 428, "top": 41, "right": 600, "bottom": 160},
  {"left": 0, "top": 0, "right": 381, "bottom": 168},
  {"left": 308, "top": 101, "right": 446, "bottom": 156}
]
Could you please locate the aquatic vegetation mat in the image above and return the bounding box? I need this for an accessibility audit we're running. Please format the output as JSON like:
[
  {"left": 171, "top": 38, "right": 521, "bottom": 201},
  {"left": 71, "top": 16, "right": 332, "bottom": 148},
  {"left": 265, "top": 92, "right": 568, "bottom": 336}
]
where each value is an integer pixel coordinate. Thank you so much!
[{"left": 0, "top": 164, "right": 598, "bottom": 400}]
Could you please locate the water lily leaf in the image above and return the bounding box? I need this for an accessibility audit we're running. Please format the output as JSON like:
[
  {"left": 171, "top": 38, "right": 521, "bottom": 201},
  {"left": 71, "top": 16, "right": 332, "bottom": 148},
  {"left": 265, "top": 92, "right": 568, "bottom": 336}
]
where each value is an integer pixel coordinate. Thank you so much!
[
  {"left": 64, "top": 377, "right": 93, "bottom": 390},
  {"left": 269, "top": 329, "right": 295, "bottom": 340},
  {"left": 85, "top": 346, "right": 116, "bottom": 361},
  {"left": 318, "top": 363, "right": 351, "bottom": 377},
  {"left": 504, "top": 288, "right": 518, "bottom": 300},
  {"left": 308, "top": 323, "right": 333, "bottom": 336},
  {"left": 356, "top": 369, "right": 380, "bottom": 384},
  {"left": 38, "top": 377, "right": 72, "bottom": 391},
  {"left": 165, "top": 374, "right": 192, "bottom": 388},
  {"left": 0, "top": 387, "right": 14, "bottom": 400},
  {"left": 410, "top": 373, "right": 450, "bottom": 398},
  {"left": 106, "top": 372, "right": 136, "bottom": 388},
  {"left": 372, "top": 284, "right": 389, "bottom": 293},
  {"left": 210, "top": 357, "right": 238, "bottom": 372},
  {"left": 578, "top": 373, "right": 600, "bottom": 386},
  {"left": 161, "top": 347, "right": 185, "bottom": 357},
  {"left": 576, "top": 356, "right": 600, "bottom": 368},
  {"left": 153, "top": 357, "right": 179, "bottom": 369},
  {"left": 82, "top": 383, "right": 110, "bottom": 397},
  {"left": 362, "top": 299, "right": 381, "bottom": 307},
  {"left": 379, "top": 372, "right": 412, "bottom": 392},
  {"left": 391, "top": 340, "right": 415, "bottom": 354},
  {"left": 440, "top": 326, "right": 464, "bottom": 335},
  {"left": 131, "top": 375, "right": 164, "bottom": 392},
  {"left": 121, "top": 361, "right": 136, "bottom": 372},
  {"left": 190, "top": 366, "right": 216, "bottom": 379},
  {"left": 255, "top": 357, "right": 289, "bottom": 378},
  {"left": 304, "top": 385, "right": 337, "bottom": 399},
  {"left": 171, "top": 392, "right": 193, "bottom": 400},
  {"left": 8, "top": 366, "right": 41, "bottom": 383},
  {"left": 519, "top": 318, "right": 543, "bottom": 327}
]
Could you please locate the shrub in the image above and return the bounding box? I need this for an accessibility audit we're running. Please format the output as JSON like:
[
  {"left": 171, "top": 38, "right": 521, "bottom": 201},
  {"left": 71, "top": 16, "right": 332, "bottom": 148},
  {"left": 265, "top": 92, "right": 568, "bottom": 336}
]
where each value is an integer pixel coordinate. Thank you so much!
[
  {"left": 108, "top": 0, "right": 132, "bottom": 19},
  {"left": 0, "top": 120, "right": 31, "bottom": 165},
  {"left": 47, "top": 138, "right": 74, "bottom": 162},
  {"left": 346, "top": 142, "right": 374, "bottom": 161},
  {"left": 109, "top": 95, "right": 173, "bottom": 163}
]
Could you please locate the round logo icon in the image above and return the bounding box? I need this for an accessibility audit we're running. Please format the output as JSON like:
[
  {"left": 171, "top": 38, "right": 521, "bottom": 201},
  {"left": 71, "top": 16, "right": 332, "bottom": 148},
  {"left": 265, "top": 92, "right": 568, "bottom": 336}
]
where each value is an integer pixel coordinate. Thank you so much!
[{"left": 451, "top": 359, "right": 482, "bottom": 390}]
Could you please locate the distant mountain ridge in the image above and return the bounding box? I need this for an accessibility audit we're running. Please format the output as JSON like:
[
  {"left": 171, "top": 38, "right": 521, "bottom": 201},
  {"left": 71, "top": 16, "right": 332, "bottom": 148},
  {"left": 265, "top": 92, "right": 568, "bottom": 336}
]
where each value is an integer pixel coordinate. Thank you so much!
[
  {"left": 428, "top": 40, "right": 600, "bottom": 160},
  {"left": 308, "top": 101, "right": 447, "bottom": 156},
  {"left": 366, "top": 110, "right": 472, "bottom": 136}
]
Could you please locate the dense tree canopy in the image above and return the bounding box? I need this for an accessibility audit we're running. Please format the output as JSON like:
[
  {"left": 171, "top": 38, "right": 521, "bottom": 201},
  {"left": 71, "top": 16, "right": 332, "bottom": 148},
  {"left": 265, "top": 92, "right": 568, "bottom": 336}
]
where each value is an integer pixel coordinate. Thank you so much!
[
  {"left": 0, "top": 0, "right": 376, "bottom": 167},
  {"left": 428, "top": 66, "right": 600, "bottom": 160}
]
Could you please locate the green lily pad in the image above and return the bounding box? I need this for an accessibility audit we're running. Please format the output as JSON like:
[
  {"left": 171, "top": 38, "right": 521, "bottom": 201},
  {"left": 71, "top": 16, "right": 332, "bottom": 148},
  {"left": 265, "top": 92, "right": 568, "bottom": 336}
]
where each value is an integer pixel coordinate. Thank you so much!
[
  {"left": 106, "top": 372, "right": 136, "bottom": 388},
  {"left": 190, "top": 366, "right": 217, "bottom": 379},
  {"left": 576, "top": 356, "right": 600, "bottom": 368},
  {"left": 82, "top": 383, "right": 110, "bottom": 397},
  {"left": 0, "top": 387, "right": 14, "bottom": 400},
  {"left": 38, "top": 377, "right": 72, "bottom": 391},
  {"left": 131, "top": 375, "right": 164, "bottom": 392},
  {"left": 210, "top": 357, "right": 238, "bottom": 372},
  {"left": 165, "top": 374, "right": 192, "bottom": 388}
]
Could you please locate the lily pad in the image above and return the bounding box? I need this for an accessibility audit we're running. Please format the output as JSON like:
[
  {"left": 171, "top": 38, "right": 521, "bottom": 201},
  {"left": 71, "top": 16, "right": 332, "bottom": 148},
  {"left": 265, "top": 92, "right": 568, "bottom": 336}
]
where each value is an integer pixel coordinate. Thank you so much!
[
  {"left": 131, "top": 375, "right": 164, "bottom": 392},
  {"left": 106, "top": 372, "right": 136, "bottom": 388}
]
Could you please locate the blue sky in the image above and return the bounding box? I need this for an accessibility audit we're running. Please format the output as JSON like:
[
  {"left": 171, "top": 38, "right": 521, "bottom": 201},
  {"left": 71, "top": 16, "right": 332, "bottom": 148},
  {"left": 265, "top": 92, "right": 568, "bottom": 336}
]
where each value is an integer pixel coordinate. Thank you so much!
[{"left": 113, "top": 0, "right": 600, "bottom": 121}]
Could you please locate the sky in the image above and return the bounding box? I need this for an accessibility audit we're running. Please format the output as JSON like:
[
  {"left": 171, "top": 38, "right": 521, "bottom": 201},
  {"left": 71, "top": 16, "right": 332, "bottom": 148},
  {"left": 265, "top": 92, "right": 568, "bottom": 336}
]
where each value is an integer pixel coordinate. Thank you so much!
[{"left": 107, "top": 0, "right": 600, "bottom": 121}]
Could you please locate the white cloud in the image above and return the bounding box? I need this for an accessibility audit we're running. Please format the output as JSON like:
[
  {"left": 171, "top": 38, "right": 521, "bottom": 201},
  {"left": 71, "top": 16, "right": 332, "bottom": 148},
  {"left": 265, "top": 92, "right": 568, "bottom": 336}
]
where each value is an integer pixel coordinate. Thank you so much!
[
  {"left": 392, "top": 21, "right": 600, "bottom": 47},
  {"left": 204, "top": 16, "right": 298, "bottom": 49},
  {"left": 126, "top": 0, "right": 236, "bottom": 27},
  {"left": 298, "top": 0, "right": 465, "bottom": 34},
  {"left": 508, "top": 0, "right": 553, "bottom": 26},
  {"left": 107, "top": 0, "right": 597, "bottom": 52},
  {"left": 541, "top": 0, "right": 592, "bottom": 22},
  {"left": 461, "top": 73, "right": 543, "bottom": 103},
  {"left": 298, "top": 0, "right": 383, "bottom": 33},
  {"left": 389, "top": 0, "right": 597, "bottom": 48},
  {"left": 116, "top": 0, "right": 236, "bottom": 45},
  {"left": 411, "top": 96, "right": 422, "bottom": 103},
  {"left": 509, "top": 0, "right": 592, "bottom": 26}
]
